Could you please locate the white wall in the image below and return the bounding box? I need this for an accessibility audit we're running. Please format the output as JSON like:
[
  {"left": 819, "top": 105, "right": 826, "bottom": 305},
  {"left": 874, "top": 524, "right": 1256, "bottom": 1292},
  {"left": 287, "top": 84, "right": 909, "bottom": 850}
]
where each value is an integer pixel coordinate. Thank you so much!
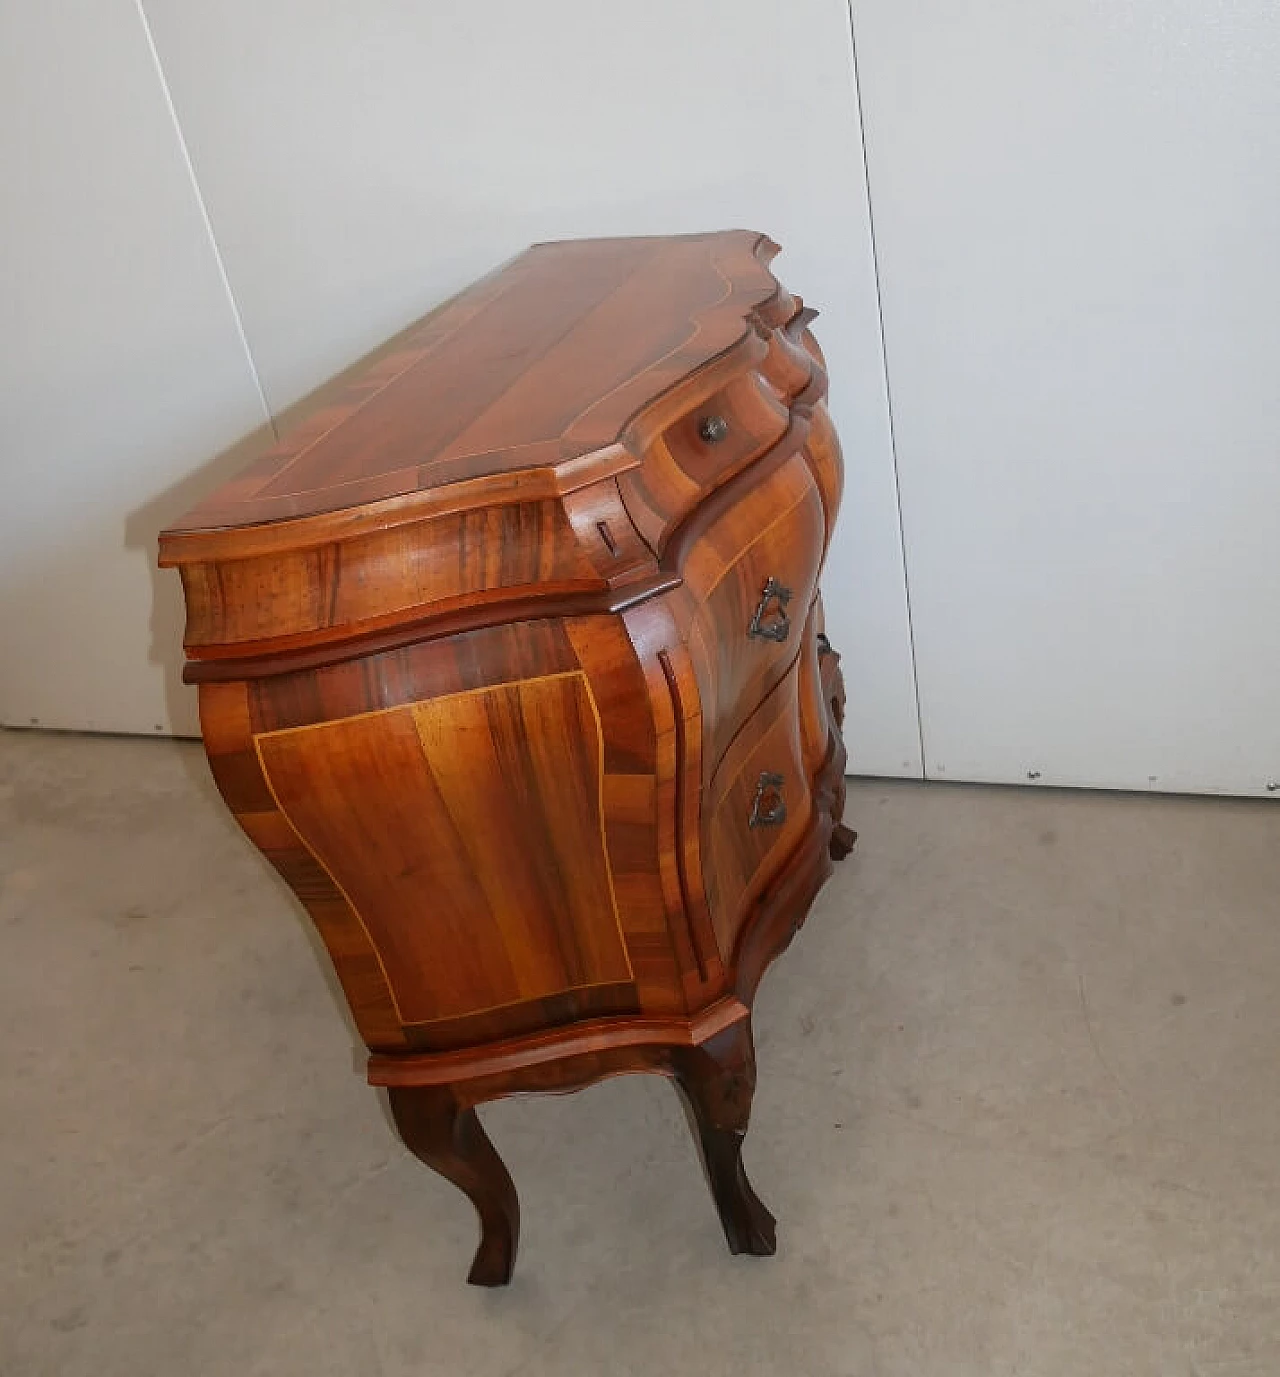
[
  {"left": 1, "top": 0, "right": 923, "bottom": 779},
  {"left": 1, "top": 1, "right": 271, "bottom": 737},
  {"left": 852, "top": 0, "right": 1280, "bottom": 795},
  {"left": 12, "top": 3, "right": 1276, "bottom": 795}
]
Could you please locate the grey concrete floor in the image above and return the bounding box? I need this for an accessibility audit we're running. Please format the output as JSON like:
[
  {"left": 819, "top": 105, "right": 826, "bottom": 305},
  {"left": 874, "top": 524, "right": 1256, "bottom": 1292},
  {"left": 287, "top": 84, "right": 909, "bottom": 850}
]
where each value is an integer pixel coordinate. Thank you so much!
[{"left": 3, "top": 726, "right": 1279, "bottom": 1376}]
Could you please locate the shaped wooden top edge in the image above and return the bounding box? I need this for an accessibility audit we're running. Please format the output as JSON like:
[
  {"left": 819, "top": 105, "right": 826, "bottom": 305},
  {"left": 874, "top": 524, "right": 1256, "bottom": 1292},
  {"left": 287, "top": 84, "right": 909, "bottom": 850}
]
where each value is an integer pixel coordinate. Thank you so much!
[
  {"left": 157, "top": 441, "right": 639, "bottom": 567},
  {"left": 158, "top": 230, "right": 785, "bottom": 563}
]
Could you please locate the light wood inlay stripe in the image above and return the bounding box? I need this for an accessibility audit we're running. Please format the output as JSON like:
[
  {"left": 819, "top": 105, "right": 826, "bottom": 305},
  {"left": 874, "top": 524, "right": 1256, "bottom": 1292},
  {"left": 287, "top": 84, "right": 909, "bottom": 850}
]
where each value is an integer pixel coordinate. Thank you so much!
[{"left": 254, "top": 671, "right": 633, "bottom": 1028}]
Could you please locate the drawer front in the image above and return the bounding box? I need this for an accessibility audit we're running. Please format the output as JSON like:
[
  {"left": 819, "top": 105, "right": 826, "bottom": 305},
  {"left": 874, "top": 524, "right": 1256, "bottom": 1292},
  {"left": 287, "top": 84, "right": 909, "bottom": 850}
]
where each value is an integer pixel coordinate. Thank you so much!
[
  {"left": 661, "top": 368, "right": 789, "bottom": 499},
  {"left": 703, "top": 664, "right": 813, "bottom": 961},
  {"left": 682, "top": 451, "right": 826, "bottom": 781},
  {"left": 618, "top": 367, "right": 791, "bottom": 553}
]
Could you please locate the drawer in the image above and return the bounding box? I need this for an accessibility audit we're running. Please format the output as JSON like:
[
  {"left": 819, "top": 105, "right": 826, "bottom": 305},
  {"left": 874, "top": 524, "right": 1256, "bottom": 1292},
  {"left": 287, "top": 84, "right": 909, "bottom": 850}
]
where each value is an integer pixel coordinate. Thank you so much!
[
  {"left": 618, "top": 367, "right": 790, "bottom": 553},
  {"left": 661, "top": 368, "right": 789, "bottom": 496},
  {"left": 681, "top": 451, "right": 827, "bottom": 780},
  {"left": 702, "top": 663, "right": 812, "bottom": 961}
]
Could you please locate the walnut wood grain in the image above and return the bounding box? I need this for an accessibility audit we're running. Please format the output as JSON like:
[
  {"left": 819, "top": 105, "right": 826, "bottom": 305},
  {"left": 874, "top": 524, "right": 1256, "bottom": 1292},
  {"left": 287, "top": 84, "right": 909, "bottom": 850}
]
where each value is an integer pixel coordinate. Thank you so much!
[
  {"left": 675, "top": 450, "right": 826, "bottom": 783},
  {"left": 386, "top": 1087, "right": 519, "bottom": 1287},
  {"left": 160, "top": 232, "right": 781, "bottom": 541},
  {"left": 255, "top": 672, "right": 635, "bottom": 1033},
  {"left": 160, "top": 231, "right": 855, "bottom": 1284},
  {"left": 671, "top": 1018, "right": 776, "bottom": 1257},
  {"left": 703, "top": 664, "right": 815, "bottom": 960}
]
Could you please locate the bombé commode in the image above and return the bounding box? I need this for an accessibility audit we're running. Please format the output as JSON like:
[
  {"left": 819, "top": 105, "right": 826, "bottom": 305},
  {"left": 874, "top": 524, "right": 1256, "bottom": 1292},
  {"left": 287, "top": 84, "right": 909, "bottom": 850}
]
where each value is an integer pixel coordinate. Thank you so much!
[{"left": 159, "top": 231, "right": 855, "bottom": 1284}]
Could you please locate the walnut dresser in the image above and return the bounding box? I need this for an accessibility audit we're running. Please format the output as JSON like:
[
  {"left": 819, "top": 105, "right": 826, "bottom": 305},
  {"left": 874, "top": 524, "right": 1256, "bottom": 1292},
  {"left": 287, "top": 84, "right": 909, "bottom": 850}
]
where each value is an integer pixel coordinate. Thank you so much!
[{"left": 159, "top": 231, "right": 856, "bottom": 1285}]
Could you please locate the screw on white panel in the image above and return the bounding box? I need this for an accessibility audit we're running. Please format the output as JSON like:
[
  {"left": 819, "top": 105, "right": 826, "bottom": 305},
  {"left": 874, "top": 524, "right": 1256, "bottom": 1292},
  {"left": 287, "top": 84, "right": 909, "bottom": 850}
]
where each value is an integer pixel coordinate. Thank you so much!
[
  {"left": 1266, "top": 781, "right": 1279, "bottom": 793},
  {"left": 1026, "top": 770, "right": 1042, "bottom": 781}
]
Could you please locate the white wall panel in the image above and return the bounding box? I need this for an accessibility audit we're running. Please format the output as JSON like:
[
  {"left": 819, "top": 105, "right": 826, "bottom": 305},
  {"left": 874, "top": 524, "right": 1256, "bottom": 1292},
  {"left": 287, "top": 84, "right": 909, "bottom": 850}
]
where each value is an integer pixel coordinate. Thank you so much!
[
  {"left": 0, "top": 1, "right": 271, "bottom": 736},
  {"left": 139, "top": 0, "right": 923, "bottom": 776},
  {"left": 853, "top": 0, "right": 1280, "bottom": 794}
]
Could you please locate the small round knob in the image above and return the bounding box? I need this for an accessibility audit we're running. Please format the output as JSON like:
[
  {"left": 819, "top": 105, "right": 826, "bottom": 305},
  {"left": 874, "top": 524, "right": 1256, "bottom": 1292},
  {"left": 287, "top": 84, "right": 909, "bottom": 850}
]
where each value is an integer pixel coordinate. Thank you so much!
[{"left": 698, "top": 414, "right": 729, "bottom": 444}]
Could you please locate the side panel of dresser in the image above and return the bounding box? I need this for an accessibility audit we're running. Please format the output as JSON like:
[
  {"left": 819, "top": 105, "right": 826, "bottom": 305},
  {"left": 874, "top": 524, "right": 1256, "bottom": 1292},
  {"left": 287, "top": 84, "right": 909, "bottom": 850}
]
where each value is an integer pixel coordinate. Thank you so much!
[{"left": 196, "top": 614, "right": 701, "bottom": 1053}]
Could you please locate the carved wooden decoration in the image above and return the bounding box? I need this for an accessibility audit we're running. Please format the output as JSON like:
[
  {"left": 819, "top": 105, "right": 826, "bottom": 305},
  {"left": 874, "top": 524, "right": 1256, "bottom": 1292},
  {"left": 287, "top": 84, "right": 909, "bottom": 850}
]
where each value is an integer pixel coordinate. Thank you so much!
[{"left": 160, "top": 231, "right": 855, "bottom": 1284}]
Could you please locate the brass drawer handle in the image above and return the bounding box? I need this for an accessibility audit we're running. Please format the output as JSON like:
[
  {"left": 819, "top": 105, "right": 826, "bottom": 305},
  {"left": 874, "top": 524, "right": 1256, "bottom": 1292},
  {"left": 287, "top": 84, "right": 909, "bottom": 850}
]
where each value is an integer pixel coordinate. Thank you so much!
[
  {"left": 749, "top": 771, "right": 787, "bottom": 829},
  {"left": 748, "top": 576, "right": 792, "bottom": 643},
  {"left": 698, "top": 414, "right": 729, "bottom": 444}
]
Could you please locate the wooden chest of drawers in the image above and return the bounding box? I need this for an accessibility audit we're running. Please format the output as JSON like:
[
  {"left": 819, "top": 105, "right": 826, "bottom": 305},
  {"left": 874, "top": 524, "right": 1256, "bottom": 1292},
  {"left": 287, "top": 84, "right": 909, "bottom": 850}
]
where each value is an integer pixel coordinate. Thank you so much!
[{"left": 159, "top": 231, "right": 854, "bottom": 1284}]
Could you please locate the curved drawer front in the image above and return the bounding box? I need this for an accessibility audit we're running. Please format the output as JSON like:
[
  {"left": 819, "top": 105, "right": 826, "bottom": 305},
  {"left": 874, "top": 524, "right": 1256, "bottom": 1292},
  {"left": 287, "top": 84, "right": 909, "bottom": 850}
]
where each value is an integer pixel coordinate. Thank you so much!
[
  {"left": 618, "top": 366, "right": 790, "bottom": 554},
  {"left": 703, "top": 665, "right": 813, "bottom": 961},
  {"left": 176, "top": 497, "right": 611, "bottom": 655},
  {"left": 660, "top": 369, "right": 790, "bottom": 506},
  {"left": 681, "top": 451, "right": 826, "bottom": 782}
]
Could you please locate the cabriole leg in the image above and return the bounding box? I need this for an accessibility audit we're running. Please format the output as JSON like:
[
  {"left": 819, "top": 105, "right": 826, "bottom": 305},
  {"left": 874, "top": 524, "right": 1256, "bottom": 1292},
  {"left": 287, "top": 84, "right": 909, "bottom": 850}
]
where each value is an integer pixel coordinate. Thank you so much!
[
  {"left": 671, "top": 1018, "right": 777, "bottom": 1257},
  {"left": 386, "top": 1086, "right": 520, "bottom": 1286}
]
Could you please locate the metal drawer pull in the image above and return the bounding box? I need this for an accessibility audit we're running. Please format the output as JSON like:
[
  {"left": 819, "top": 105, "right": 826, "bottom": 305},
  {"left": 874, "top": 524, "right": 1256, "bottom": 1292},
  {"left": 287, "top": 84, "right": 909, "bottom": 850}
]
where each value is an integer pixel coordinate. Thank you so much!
[
  {"left": 748, "top": 576, "right": 792, "bottom": 642},
  {"left": 698, "top": 414, "right": 729, "bottom": 443},
  {"left": 749, "top": 771, "right": 787, "bottom": 829}
]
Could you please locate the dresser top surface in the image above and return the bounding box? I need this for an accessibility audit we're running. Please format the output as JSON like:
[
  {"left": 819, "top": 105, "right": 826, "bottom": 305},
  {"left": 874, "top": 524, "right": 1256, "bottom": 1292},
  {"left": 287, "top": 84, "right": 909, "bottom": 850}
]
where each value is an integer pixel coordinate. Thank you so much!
[{"left": 162, "top": 230, "right": 781, "bottom": 540}]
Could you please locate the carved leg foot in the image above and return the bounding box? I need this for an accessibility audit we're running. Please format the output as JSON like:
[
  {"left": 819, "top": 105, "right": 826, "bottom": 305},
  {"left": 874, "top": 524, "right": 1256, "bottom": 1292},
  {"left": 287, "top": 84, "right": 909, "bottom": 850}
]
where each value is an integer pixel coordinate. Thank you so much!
[
  {"left": 818, "top": 636, "right": 856, "bottom": 863},
  {"left": 387, "top": 1086, "right": 520, "bottom": 1286},
  {"left": 830, "top": 822, "right": 858, "bottom": 860},
  {"left": 671, "top": 1019, "right": 777, "bottom": 1257}
]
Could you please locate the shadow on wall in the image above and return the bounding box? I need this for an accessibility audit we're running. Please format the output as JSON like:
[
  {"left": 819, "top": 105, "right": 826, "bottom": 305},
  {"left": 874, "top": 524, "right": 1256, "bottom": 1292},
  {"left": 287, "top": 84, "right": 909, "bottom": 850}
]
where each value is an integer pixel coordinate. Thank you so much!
[
  {"left": 125, "top": 307, "right": 458, "bottom": 738},
  {"left": 125, "top": 419, "right": 278, "bottom": 738},
  {"left": 120, "top": 346, "right": 443, "bottom": 1066}
]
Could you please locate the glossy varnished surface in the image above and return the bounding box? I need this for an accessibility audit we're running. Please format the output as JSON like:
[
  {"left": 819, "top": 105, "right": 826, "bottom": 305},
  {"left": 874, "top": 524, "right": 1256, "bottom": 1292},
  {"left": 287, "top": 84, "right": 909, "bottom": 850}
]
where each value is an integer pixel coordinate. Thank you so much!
[
  {"left": 161, "top": 231, "right": 781, "bottom": 535},
  {"left": 159, "top": 236, "right": 832, "bottom": 674},
  {"left": 703, "top": 665, "right": 815, "bottom": 959},
  {"left": 160, "top": 232, "right": 854, "bottom": 1283},
  {"left": 199, "top": 615, "right": 687, "bottom": 1052},
  {"left": 255, "top": 672, "right": 634, "bottom": 1030},
  {"left": 678, "top": 449, "right": 826, "bottom": 782}
]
